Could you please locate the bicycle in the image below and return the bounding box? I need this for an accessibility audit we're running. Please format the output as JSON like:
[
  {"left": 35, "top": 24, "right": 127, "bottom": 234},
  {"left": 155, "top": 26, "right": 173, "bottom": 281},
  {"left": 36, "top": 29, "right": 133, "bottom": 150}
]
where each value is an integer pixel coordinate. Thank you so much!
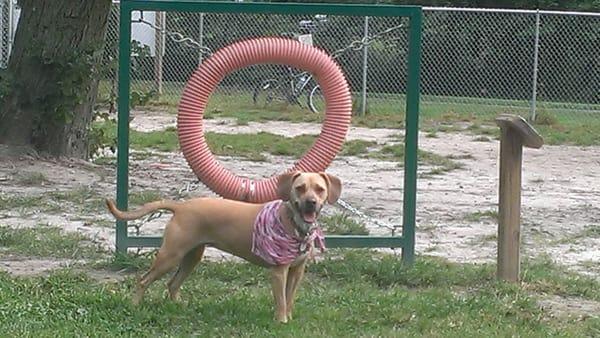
[{"left": 252, "top": 16, "right": 326, "bottom": 114}]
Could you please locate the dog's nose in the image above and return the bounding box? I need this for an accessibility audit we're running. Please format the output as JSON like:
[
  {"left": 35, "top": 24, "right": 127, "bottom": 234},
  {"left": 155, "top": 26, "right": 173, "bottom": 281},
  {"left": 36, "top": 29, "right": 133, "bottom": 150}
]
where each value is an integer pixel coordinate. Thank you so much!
[{"left": 305, "top": 198, "right": 317, "bottom": 209}]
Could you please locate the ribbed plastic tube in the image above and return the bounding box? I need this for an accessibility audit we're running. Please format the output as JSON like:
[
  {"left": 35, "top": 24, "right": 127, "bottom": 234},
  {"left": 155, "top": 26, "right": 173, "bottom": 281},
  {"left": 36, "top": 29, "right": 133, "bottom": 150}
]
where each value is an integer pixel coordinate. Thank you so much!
[{"left": 178, "top": 37, "right": 352, "bottom": 203}]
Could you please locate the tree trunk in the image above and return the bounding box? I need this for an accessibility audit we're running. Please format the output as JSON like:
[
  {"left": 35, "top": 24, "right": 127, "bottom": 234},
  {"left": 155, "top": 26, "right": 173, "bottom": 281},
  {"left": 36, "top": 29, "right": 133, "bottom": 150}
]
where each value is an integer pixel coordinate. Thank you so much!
[{"left": 0, "top": 0, "right": 111, "bottom": 158}]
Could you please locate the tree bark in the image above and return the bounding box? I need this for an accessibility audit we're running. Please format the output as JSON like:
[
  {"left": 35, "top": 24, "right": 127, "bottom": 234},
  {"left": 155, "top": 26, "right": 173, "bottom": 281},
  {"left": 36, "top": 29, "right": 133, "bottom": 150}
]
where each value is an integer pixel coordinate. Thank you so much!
[{"left": 0, "top": 0, "right": 111, "bottom": 158}]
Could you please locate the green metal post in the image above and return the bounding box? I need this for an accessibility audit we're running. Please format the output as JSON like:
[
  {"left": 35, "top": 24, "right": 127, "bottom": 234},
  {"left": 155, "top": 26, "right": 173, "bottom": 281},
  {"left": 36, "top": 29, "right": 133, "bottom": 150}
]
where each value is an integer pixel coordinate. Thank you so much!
[
  {"left": 401, "top": 10, "right": 422, "bottom": 265},
  {"left": 116, "top": 2, "right": 132, "bottom": 254}
]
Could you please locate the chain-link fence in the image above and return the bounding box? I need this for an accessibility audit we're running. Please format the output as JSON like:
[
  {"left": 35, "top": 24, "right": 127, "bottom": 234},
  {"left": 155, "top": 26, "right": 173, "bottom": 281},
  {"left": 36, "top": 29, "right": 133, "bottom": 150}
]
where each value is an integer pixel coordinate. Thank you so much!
[
  {"left": 98, "top": 5, "right": 411, "bottom": 119},
  {"left": 1, "top": 1, "right": 598, "bottom": 120},
  {"left": 422, "top": 8, "right": 600, "bottom": 120},
  {"left": 0, "top": 0, "right": 16, "bottom": 69}
]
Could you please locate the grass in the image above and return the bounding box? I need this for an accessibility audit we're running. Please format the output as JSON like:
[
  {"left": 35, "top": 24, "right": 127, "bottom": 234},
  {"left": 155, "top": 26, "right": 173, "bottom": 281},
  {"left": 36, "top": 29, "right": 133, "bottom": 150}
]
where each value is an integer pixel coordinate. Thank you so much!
[
  {"left": 0, "top": 194, "right": 46, "bottom": 211},
  {"left": 320, "top": 214, "right": 369, "bottom": 235},
  {"left": 49, "top": 186, "right": 106, "bottom": 212},
  {"left": 93, "top": 121, "right": 460, "bottom": 174},
  {"left": 14, "top": 172, "right": 50, "bottom": 186},
  {"left": 1, "top": 248, "right": 599, "bottom": 336},
  {"left": 470, "top": 233, "right": 498, "bottom": 245},
  {"left": 129, "top": 190, "right": 163, "bottom": 206},
  {"left": 338, "top": 139, "right": 377, "bottom": 156},
  {"left": 98, "top": 79, "right": 600, "bottom": 146},
  {"left": 96, "top": 121, "right": 375, "bottom": 161},
  {"left": 465, "top": 210, "right": 499, "bottom": 222},
  {"left": 370, "top": 142, "right": 464, "bottom": 174},
  {"left": 1, "top": 186, "right": 110, "bottom": 215},
  {"left": 0, "top": 225, "right": 104, "bottom": 260},
  {"left": 554, "top": 225, "right": 600, "bottom": 245},
  {"left": 0, "top": 223, "right": 599, "bottom": 336}
]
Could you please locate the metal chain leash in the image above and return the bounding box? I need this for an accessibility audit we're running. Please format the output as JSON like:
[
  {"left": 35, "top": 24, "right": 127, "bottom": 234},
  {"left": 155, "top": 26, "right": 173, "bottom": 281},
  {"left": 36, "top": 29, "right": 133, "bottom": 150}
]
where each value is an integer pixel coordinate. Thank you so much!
[
  {"left": 134, "top": 11, "right": 405, "bottom": 62},
  {"left": 134, "top": 13, "right": 213, "bottom": 56},
  {"left": 128, "top": 180, "right": 400, "bottom": 237},
  {"left": 336, "top": 198, "right": 401, "bottom": 236},
  {"left": 330, "top": 23, "right": 406, "bottom": 59},
  {"left": 127, "top": 180, "right": 203, "bottom": 238}
]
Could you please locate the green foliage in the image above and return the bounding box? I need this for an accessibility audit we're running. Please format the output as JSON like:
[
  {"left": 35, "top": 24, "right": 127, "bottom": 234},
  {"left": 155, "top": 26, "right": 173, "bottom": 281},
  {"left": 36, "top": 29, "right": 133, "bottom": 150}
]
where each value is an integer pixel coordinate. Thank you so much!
[
  {"left": 88, "top": 110, "right": 117, "bottom": 158},
  {"left": 130, "top": 89, "right": 158, "bottom": 107},
  {"left": 27, "top": 46, "right": 99, "bottom": 141}
]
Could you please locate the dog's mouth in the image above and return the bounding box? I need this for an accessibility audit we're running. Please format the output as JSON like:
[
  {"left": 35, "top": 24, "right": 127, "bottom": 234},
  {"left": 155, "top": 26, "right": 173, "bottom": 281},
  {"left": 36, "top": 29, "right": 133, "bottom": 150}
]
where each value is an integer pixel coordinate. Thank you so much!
[
  {"left": 295, "top": 200, "right": 319, "bottom": 224},
  {"left": 301, "top": 210, "right": 318, "bottom": 224}
]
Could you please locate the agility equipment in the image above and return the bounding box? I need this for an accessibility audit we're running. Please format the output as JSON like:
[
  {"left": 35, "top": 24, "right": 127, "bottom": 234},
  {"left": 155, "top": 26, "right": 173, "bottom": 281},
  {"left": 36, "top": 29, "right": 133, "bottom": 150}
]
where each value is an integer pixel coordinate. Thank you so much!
[
  {"left": 177, "top": 37, "right": 352, "bottom": 203},
  {"left": 115, "top": 1, "right": 422, "bottom": 264}
]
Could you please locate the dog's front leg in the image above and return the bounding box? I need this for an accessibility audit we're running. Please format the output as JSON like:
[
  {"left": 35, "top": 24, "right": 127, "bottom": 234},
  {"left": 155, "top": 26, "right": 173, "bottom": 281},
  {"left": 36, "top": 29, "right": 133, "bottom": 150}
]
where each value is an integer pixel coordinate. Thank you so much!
[
  {"left": 285, "top": 259, "right": 307, "bottom": 320},
  {"left": 270, "top": 265, "right": 290, "bottom": 323}
]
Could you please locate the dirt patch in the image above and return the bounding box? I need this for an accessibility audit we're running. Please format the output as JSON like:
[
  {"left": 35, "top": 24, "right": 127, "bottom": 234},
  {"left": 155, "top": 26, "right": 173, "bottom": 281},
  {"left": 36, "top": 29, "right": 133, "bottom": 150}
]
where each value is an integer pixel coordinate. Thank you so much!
[
  {"left": 1, "top": 112, "right": 599, "bottom": 279},
  {"left": 0, "top": 255, "right": 82, "bottom": 277},
  {"left": 538, "top": 294, "right": 600, "bottom": 319}
]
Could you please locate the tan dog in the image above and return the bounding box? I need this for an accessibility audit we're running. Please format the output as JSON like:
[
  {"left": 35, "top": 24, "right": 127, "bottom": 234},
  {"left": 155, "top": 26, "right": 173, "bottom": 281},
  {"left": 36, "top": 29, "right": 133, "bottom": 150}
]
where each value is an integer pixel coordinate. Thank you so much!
[{"left": 106, "top": 171, "right": 341, "bottom": 323}]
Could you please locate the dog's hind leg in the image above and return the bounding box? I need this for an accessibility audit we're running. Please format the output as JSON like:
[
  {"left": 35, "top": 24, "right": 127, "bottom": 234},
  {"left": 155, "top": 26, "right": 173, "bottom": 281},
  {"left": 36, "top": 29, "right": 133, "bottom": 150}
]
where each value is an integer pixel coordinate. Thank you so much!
[
  {"left": 167, "top": 244, "right": 206, "bottom": 301},
  {"left": 132, "top": 219, "right": 195, "bottom": 305}
]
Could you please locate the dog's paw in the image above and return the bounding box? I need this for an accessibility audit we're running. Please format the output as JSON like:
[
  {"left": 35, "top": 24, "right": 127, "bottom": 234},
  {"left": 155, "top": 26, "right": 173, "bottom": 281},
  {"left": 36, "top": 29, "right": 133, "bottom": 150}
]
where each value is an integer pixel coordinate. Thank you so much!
[
  {"left": 275, "top": 314, "right": 288, "bottom": 323},
  {"left": 168, "top": 291, "right": 181, "bottom": 303}
]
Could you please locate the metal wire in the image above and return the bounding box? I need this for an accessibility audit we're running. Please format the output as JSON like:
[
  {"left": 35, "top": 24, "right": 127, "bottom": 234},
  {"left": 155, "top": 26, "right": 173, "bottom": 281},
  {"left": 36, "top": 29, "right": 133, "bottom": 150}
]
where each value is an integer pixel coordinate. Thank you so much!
[
  {"left": 330, "top": 23, "right": 405, "bottom": 59},
  {"left": 336, "top": 198, "right": 400, "bottom": 235},
  {"left": 1, "top": 4, "right": 598, "bottom": 117},
  {"left": 134, "top": 11, "right": 213, "bottom": 56},
  {"left": 127, "top": 180, "right": 204, "bottom": 236},
  {"left": 127, "top": 182, "right": 401, "bottom": 237}
]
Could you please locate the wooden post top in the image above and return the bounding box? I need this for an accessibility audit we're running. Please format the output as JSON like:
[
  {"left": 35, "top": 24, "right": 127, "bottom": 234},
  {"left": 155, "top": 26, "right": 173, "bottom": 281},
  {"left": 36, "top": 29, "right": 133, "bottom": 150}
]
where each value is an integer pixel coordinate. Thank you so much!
[{"left": 495, "top": 114, "right": 544, "bottom": 149}]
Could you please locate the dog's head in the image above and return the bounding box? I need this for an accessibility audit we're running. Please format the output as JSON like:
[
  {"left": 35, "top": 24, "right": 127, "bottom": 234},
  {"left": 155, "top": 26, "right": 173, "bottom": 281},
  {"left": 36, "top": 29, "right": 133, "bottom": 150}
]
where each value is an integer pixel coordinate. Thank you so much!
[{"left": 277, "top": 171, "right": 342, "bottom": 225}]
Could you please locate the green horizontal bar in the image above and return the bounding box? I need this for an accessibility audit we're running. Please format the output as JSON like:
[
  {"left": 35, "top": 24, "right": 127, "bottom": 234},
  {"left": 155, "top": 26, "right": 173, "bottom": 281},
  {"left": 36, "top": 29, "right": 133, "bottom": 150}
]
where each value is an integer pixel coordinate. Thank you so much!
[
  {"left": 123, "top": 1, "right": 421, "bottom": 18},
  {"left": 124, "top": 235, "right": 406, "bottom": 249},
  {"left": 126, "top": 236, "right": 162, "bottom": 248},
  {"left": 325, "top": 235, "right": 406, "bottom": 248}
]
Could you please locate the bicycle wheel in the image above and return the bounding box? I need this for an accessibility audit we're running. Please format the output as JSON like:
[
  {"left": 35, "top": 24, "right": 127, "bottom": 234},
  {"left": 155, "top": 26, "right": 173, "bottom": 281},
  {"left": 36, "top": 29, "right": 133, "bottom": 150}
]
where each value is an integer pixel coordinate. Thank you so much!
[
  {"left": 253, "top": 79, "right": 287, "bottom": 108},
  {"left": 308, "top": 85, "right": 325, "bottom": 114}
]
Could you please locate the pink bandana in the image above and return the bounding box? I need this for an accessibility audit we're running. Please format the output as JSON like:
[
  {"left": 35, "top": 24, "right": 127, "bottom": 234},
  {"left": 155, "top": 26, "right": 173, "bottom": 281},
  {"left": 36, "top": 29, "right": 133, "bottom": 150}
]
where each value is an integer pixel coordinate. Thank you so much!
[{"left": 251, "top": 200, "right": 326, "bottom": 266}]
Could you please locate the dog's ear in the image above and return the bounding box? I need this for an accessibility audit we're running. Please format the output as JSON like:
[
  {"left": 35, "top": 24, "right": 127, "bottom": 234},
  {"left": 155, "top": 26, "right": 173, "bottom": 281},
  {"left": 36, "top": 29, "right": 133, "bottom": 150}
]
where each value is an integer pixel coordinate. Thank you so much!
[
  {"left": 319, "top": 172, "right": 342, "bottom": 204},
  {"left": 277, "top": 171, "right": 302, "bottom": 201}
]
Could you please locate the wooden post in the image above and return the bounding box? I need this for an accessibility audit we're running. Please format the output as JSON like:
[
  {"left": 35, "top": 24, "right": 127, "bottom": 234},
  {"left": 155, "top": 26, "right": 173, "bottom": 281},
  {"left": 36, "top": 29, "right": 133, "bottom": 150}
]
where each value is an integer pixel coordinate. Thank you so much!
[{"left": 495, "top": 114, "right": 543, "bottom": 282}]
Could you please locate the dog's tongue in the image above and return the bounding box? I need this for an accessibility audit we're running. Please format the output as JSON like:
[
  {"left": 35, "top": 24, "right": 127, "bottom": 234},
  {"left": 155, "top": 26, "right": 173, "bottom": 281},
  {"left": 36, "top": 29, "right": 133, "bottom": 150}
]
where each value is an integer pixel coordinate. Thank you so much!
[{"left": 303, "top": 211, "right": 317, "bottom": 224}]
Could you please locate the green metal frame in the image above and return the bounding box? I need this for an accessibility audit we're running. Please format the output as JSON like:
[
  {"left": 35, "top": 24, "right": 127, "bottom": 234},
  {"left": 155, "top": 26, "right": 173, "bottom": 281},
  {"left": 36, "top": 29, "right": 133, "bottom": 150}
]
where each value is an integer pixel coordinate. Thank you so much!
[{"left": 116, "top": 0, "right": 422, "bottom": 264}]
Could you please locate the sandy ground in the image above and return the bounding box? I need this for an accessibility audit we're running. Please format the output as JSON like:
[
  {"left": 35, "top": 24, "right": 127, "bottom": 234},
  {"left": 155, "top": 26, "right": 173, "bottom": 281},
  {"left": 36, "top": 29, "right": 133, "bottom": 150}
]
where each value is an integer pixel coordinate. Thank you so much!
[{"left": 1, "top": 110, "right": 599, "bottom": 282}]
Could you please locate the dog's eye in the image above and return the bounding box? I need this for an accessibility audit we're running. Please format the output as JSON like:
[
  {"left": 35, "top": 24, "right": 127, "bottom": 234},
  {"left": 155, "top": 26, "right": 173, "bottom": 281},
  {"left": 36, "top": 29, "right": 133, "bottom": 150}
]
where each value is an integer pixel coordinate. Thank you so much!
[
  {"left": 295, "top": 184, "right": 306, "bottom": 194},
  {"left": 315, "top": 186, "right": 325, "bottom": 195}
]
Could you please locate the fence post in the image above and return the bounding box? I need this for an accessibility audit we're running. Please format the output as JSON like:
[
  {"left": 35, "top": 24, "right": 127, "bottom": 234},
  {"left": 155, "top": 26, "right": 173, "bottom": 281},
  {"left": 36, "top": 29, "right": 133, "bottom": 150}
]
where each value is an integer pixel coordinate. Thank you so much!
[
  {"left": 7, "top": 0, "right": 14, "bottom": 56},
  {"left": 360, "top": 16, "right": 369, "bottom": 116},
  {"left": 154, "top": 11, "right": 166, "bottom": 95},
  {"left": 529, "top": 10, "right": 541, "bottom": 122}
]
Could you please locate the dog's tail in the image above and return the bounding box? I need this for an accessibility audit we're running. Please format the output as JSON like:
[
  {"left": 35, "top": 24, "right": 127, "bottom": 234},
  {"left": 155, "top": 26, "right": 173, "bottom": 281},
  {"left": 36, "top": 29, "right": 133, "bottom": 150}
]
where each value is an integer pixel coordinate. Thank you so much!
[{"left": 105, "top": 198, "right": 179, "bottom": 221}]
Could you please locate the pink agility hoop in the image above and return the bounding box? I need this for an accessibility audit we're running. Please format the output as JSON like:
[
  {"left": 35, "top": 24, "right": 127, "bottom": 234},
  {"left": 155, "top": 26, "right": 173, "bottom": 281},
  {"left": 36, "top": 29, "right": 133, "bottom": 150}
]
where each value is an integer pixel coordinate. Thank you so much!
[{"left": 177, "top": 37, "right": 352, "bottom": 203}]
